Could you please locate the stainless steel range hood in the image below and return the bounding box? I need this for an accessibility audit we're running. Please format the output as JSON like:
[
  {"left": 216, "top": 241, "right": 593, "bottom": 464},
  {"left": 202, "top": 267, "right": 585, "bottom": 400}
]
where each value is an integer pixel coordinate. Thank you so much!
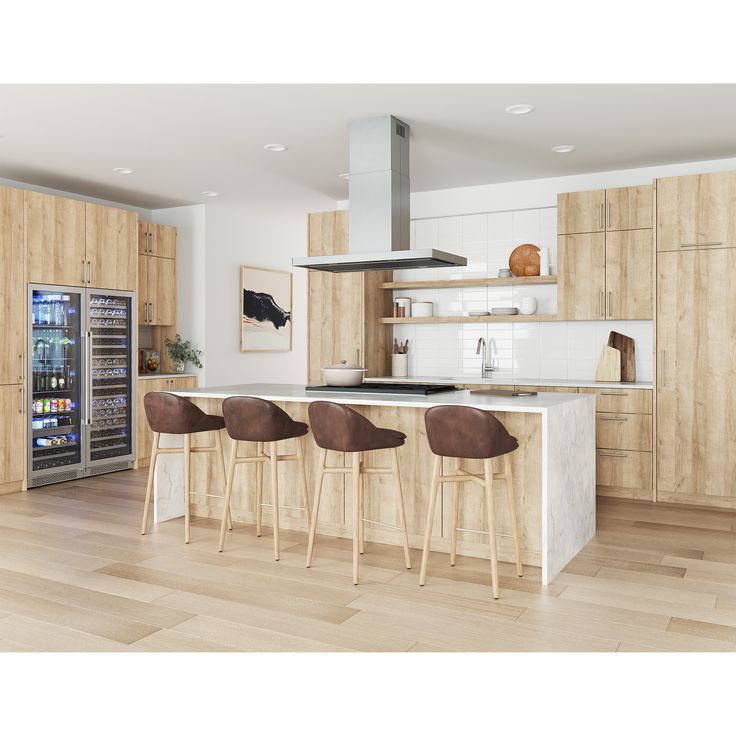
[{"left": 293, "top": 115, "right": 466, "bottom": 273}]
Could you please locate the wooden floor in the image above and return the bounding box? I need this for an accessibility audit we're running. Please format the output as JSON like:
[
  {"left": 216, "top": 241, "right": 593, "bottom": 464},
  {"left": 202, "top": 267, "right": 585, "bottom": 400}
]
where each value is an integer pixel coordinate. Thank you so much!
[{"left": 0, "top": 469, "right": 735, "bottom": 652}]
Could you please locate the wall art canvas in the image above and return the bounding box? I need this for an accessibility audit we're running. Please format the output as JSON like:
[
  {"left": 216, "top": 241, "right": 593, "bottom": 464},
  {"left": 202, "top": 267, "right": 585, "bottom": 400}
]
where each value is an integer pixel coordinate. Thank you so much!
[{"left": 240, "top": 266, "right": 292, "bottom": 352}]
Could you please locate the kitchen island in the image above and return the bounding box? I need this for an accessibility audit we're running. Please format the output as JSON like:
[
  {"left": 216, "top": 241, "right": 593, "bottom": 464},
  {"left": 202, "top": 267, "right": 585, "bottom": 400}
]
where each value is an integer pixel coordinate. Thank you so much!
[{"left": 152, "top": 383, "right": 596, "bottom": 584}]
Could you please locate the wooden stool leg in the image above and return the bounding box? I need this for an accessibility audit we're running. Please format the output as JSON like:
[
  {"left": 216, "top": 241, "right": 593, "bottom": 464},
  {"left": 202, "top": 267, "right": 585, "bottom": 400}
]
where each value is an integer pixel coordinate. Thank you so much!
[
  {"left": 269, "top": 441, "right": 280, "bottom": 561},
  {"left": 419, "top": 455, "right": 442, "bottom": 586},
  {"left": 358, "top": 452, "right": 365, "bottom": 555},
  {"left": 351, "top": 452, "right": 360, "bottom": 585},
  {"left": 296, "top": 435, "right": 311, "bottom": 526},
  {"left": 306, "top": 448, "right": 326, "bottom": 568},
  {"left": 218, "top": 439, "right": 239, "bottom": 552},
  {"left": 184, "top": 433, "right": 192, "bottom": 544},
  {"left": 215, "top": 430, "right": 233, "bottom": 531},
  {"left": 140, "top": 432, "right": 160, "bottom": 535},
  {"left": 484, "top": 458, "right": 499, "bottom": 599},
  {"left": 450, "top": 476, "right": 460, "bottom": 566},
  {"left": 392, "top": 447, "right": 411, "bottom": 569},
  {"left": 504, "top": 452, "right": 523, "bottom": 577},
  {"left": 256, "top": 442, "right": 264, "bottom": 537}
]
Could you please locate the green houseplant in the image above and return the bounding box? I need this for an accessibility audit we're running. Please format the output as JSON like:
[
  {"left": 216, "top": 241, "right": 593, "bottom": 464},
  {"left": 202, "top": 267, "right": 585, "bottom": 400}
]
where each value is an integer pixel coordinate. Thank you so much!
[{"left": 164, "top": 334, "right": 203, "bottom": 373}]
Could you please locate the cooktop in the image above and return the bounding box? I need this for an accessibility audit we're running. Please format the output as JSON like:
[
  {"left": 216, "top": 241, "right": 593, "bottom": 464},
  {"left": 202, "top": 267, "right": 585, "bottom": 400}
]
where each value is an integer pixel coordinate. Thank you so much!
[{"left": 305, "top": 382, "right": 460, "bottom": 396}]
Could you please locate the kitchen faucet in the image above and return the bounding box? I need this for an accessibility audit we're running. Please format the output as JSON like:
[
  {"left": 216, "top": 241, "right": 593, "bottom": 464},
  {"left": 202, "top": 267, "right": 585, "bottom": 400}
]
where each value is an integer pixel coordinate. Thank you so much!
[{"left": 476, "top": 337, "right": 497, "bottom": 377}]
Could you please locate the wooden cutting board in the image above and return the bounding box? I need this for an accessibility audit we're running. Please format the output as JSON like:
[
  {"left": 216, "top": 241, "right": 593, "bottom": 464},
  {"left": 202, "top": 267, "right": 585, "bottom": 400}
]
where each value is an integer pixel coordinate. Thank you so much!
[
  {"left": 595, "top": 345, "right": 622, "bottom": 382},
  {"left": 509, "top": 244, "right": 541, "bottom": 276},
  {"left": 608, "top": 331, "right": 636, "bottom": 382}
]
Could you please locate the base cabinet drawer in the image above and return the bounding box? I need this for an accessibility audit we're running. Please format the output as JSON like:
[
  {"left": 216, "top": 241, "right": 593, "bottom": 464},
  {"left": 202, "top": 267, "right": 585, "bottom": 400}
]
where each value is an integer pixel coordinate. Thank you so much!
[
  {"left": 596, "top": 412, "right": 652, "bottom": 451},
  {"left": 596, "top": 449, "right": 652, "bottom": 496},
  {"left": 580, "top": 387, "right": 652, "bottom": 414},
  {"left": 514, "top": 385, "right": 579, "bottom": 393}
]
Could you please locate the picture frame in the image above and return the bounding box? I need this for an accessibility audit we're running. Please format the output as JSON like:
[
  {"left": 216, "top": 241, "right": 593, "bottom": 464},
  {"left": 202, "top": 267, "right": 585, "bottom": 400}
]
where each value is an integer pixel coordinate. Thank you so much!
[{"left": 240, "top": 265, "right": 293, "bottom": 352}]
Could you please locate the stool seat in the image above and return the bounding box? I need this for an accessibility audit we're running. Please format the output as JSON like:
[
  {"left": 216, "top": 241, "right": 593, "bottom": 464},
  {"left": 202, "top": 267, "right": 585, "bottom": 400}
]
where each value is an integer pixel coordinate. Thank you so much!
[
  {"left": 308, "top": 401, "right": 406, "bottom": 452},
  {"left": 144, "top": 392, "right": 225, "bottom": 435},
  {"left": 222, "top": 396, "right": 308, "bottom": 442}
]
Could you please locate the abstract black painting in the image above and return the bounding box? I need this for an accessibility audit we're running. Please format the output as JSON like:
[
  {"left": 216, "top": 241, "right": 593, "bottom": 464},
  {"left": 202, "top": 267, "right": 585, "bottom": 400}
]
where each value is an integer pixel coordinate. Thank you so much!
[{"left": 240, "top": 266, "right": 292, "bottom": 352}]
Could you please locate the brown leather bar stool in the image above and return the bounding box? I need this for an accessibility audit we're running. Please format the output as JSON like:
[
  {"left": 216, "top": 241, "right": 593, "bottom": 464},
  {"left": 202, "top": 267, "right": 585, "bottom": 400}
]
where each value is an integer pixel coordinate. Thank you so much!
[
  {"left": 219, "top": 396, "right": 311, "bottom": 560},
  {"left": 419, "top": 405, "right": 523, "bottom": 599},
  {"left": 306, "top": 401, "right": 411, "bottom": 585},
  {"left": 140, "top": 392, "right": 232, "bottom": 543}
]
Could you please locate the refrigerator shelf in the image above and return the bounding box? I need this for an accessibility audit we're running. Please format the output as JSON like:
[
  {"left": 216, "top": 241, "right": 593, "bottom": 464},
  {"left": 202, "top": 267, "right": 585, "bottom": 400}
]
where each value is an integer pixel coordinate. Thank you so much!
[
  {"left": 33, "top": 425, "right": 78, "bottom": 437},
  {"left": 32, "top": 411, "right": 77, "bottom": 418},
  {"left": 31, "top": 324, "right": 76, "bottom": 330}
]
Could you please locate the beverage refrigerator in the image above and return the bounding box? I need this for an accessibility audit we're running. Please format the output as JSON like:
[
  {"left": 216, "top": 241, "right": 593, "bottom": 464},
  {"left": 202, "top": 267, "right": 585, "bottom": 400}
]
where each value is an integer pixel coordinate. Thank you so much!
[{"left": 27, "top": 285, "right": 137, "bottom": 487}]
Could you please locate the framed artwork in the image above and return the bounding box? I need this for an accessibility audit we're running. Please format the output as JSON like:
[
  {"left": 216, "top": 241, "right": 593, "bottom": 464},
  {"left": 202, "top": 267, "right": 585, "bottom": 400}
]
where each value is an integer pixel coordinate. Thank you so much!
[{"left": 240, "top": 266, "right": 293, "bottom": 352}]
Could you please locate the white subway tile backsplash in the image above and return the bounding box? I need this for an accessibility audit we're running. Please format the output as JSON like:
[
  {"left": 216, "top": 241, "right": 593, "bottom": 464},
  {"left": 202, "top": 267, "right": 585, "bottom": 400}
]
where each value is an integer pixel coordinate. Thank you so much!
[
  {"left": 462, "top": 214, "right": 487, "bottom": 245},
  {"left": 488, "top": 211, "right": 514, "bottom": 241},
  {"left": 539, "top": 322, "right": 569, "bottom": 360},
  {"left": 437, "top": 216, "right": 462, "bottom": 248},
  {"left": 415, "top": 219, "right": 439, "bottom": 248}
]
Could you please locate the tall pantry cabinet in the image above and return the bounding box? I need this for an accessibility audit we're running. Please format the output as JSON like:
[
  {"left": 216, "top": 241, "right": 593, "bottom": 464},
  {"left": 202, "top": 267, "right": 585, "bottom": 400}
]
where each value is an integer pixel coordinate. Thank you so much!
[
  {"left": 0, "top": 187, "right": 28, "bottom": 493},
  {"left": 655, "top": 171, "right": 736, "bottom": 508}
]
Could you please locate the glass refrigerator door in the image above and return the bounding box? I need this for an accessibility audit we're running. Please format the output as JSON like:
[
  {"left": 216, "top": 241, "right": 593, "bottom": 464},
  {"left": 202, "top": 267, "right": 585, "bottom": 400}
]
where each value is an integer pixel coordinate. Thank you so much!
[
  {"left": 87, "top": 291, "right": 134, "bottom": 464},
  {"left": 29, "top": 287, "right": 84, "bottom": 475}
]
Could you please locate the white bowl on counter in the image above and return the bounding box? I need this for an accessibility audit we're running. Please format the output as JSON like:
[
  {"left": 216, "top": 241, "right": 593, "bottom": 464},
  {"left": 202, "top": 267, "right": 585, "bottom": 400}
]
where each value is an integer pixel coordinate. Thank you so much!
[{"left": 321, "top": 361, "right": 367, "bottom": 387}]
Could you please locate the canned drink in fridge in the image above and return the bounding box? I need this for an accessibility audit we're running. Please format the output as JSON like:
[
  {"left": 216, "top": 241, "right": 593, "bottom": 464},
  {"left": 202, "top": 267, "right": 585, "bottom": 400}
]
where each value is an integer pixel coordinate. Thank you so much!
[
  {"left": 65, "top": 399, "right": 72, "bottom": 412},
  {"left": 50, "top": 399, "right": 58, "bottom": 413},
  {"left": 43, "top": 398, "right": 51, "bottom": 413},
  {"left": 33, "top": 400, "right": 43, "bottom": 415}
]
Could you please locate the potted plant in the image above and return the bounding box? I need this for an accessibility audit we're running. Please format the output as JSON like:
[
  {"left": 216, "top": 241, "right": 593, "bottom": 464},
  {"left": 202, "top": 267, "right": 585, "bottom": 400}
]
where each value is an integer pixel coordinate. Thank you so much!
[{"left": 164, "top": 334, "right": 203, "bottom": 374}]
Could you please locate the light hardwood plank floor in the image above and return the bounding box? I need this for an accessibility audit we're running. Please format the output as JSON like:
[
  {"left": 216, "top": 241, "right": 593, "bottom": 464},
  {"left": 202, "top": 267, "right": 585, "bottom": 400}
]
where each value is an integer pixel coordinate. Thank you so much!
[{"left": 0, "top": 469, "right": 735, "bottom": 652}]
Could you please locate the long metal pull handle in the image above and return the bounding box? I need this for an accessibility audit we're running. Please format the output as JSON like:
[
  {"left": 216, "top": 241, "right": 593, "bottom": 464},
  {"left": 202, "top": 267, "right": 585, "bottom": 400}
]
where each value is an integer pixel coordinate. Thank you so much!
[
  {"left": 83, "top": 331, "right": 92, "bottom": 426},
  {"left": 18, "top": 386, "right": 23, "bottom": 414},
  {"left": 19, "top": 353, "right": 25, "bottom": 382},
  {"left": 600, "top": 392, "right": 629, "bottom": 396},
  {"left": 680, "top": 241, "right": 723, "bottom": 247},
  {"left": 150, "top": 301, "right": 154, "bottom": 323},
  {"left": 82, "top": 259, "right": 87, "bottom": 283},
  {"left": 607, "top": 201, "right": 612, "bottom": 228},
  {"left": 356, "top": 347, "right": 360, "bottom": 365},
  {"left": 599, "top": 416, "right": 629, "bottom": 422},
  {"left": 599, "top": 291, "right": 604, "bottom": 318},
  {"left": 600, "top": 451, "right": 627, "bottom": 458},
  {"left": 608, "top": 291, "right": 613, "bottom": 317},
  {"left": 659, "top": 350, "right": 666, "bottom": 387},
  {"left": 599, "top": 203, "right": 604, "bottom": 229}
]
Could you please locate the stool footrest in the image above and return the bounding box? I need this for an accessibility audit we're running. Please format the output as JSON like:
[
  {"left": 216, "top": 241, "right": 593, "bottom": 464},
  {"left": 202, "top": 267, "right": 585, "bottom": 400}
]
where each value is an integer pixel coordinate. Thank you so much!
[
  {"left": 361, "top": 517, "right": 401, "bottom": 531},
  {"left": 260, "top": 502, "right": 307, "bottom": 512},
  {"left": 455, "top": 527, "right": 514, "bottom": 538}
]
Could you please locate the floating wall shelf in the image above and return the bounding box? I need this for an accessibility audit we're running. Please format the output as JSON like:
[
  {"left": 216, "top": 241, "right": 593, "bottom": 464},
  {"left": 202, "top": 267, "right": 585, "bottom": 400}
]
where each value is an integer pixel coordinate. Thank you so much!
[
  {"left": 381, "top": 275, "right": 557, "bottom": 290},
  {"left": 380, "top": 314, "right": 558, "bottom": 324}
]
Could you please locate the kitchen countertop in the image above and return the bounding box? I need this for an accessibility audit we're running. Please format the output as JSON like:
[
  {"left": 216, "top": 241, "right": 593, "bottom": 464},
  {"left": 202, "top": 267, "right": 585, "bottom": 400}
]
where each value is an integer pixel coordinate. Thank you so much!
[
  {"left": 137, "top": 373, "right": 197, "bottom": 380},
  {"left": 367, "top": 375, "right": 653, "bottom": 390}
]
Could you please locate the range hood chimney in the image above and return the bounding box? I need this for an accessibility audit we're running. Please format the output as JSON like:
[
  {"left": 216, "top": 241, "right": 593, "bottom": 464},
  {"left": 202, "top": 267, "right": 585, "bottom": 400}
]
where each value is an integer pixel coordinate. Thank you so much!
[{"left": 293, "top": 115, "right": 466, "bottom": 273}]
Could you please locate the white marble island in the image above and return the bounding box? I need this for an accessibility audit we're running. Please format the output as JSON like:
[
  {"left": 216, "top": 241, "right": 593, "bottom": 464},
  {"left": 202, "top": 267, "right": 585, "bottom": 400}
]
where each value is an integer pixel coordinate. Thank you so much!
[{"left": 154, "top": 383, "right": 596, "bottom": 584}]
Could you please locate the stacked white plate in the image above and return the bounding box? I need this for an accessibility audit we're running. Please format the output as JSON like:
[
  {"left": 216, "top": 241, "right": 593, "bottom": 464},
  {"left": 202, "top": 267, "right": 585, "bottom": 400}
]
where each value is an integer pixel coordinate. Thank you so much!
[{"left": 491, "top": 307, "right": 519, "bottom": 315}]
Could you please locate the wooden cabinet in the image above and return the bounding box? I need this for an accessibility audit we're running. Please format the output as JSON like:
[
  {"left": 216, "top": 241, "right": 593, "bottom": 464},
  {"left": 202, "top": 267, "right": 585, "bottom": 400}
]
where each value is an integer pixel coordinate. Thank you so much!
[
  {"left": 136, "top": 375, "right": 197, "bottom": 466},
  {"left": 596, "top": 450, "right": 652, "bottom": 499},
  {"left": 579, "top": 387, "right": 652, "bottom": 414},
  {"left": 595, "top": 413, "right": 652, "bottom": 452},
  {"left": 656, "top": 248, "right": 736, "bottom": 507},
  {"left": 27, "top": 191, "right": 86, "bottom": 287},
  {"left": 558, "top": 188, "right": 653, "bottom": 320},
  {"left": 138, "top": 253, "right": 176, "bottom": 326},
  {"left": 85, "top": 203, "right": 137, "bottom": 291},
  {"left": 307, "top": 211, "right": 392, "bottom": 384},
  {"left": 139, "top": 220, "right": 177, "bottom": 259},
  {"left": 0, "top": 384, "right": 26, "bottom": 493},
  {"left": 656, "top": 171, "right": 736, "bottom": 251},
  {"left": 558, "top": 233, "right": 606, "bottom": 320},
  {"left": 558, "top": 186, "right": 653, "bottom": 235},
  {"left": 0, "top": 187, "right": 27, "bottom": 386}
]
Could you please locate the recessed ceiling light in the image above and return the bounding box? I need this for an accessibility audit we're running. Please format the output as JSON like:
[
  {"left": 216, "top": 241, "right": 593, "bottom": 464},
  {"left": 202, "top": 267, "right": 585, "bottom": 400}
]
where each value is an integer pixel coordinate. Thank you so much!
[
  {"left": 112, "top": 167, "right": 133, "bottom": 174},
  {"left": 201, "top": 190, "right": 219, "bottom": 197},
  {"left": 338, "top": 173, "right": 350, "bottom": 180},
  {"left": 552, "top": 145, "right": 575, "bottom": 153},
  {"left": 263, "top": 143, "right": 288, "bottom": 152},
  {"left": 505, "top": 104, "right": 535, "bottom": 115}
]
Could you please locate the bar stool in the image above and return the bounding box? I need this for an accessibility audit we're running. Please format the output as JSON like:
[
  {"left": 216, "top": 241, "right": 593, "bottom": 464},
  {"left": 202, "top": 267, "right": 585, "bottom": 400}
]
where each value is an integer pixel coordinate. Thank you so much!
[
  {"left": 140, "top": 392, "right": 232, "bottom": 543},
  {"left": 419, "top": 405, "right": 523, "bottom": 599},
  {"left": 306, "top": 401, "right": 411, "bottom": 585},
  {"left": 219, "top": 396, "right": 311, "bottom": 560}
]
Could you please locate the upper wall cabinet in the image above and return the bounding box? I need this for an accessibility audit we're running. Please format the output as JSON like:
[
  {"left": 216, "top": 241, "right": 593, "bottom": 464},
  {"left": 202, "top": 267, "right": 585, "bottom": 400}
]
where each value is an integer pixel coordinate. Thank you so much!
[
  {"left": 558, "top": 185, "right": 653, "bottom": 235},
  {"left": 139, "top": 220, "right": 176, "bottom": 259},
  {"left": 0, "top": 187, "right": 27, "bottom": 386},
  {"left": 85, "top": 204, "right": 137, "bottom": 291},
  {"left": 656, "top": 171, "right": 736, "bottom": 251},
  {"left": 27, "top": 192, "right": 87, "bottom": 287}
]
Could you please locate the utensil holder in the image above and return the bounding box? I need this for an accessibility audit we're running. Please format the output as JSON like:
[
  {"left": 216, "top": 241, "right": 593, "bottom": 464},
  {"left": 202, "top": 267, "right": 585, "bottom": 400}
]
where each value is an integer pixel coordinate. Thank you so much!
[{"left": 391, "top": 354, "right": 408, "bottom": 377}]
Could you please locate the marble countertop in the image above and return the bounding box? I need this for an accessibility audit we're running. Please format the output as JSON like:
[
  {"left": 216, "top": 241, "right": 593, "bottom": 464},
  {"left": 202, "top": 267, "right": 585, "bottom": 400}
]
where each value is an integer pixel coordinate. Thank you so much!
[
  {"left": 169, "top": 382, "right": 594, "bottom": 414},
  {"left": 137, "top": 373, "right": 197, "bottom": 380},
  {"left": 367, "top": 375, "right": 653, "bottom": 390}
]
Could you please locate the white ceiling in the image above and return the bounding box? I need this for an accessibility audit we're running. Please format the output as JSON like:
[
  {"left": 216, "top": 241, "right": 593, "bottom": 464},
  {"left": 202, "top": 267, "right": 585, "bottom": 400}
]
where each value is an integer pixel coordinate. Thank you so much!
[{"left": 0, "top": 84, "right": 734, "bottom": 209}]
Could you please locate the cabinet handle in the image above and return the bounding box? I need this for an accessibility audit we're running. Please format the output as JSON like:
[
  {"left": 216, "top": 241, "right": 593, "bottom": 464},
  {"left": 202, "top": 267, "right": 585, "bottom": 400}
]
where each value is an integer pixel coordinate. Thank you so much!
[
  {"left": 150, "top": 302, "right": 155, "bottom": 323},
  {"left": 600, "top": 450, "right": 627, "bottom": 458},
  {"left": 659, "top": 350, "right": 666, "bottom": 387},
  {"left": 599, "top": 415, "right": 629, "bottom": 422},
  {"left": 599, "top": 291, "right": 604, "bottom": 318},
  {"left": 680, "top": 241, "right": 723, "bottom": 247},
  {"left": 18, "top": 386, "right": 24, "bottom": 414},
  {"left": 599, "top": 203, "right": 604, "bottom": 229},
  {"left": 88, "top": 260, "right": 94, "bottom": 285},
  {"left": 19, "top": 353, "right": 25, "bottom": 381},
  {"left": 600, "top": 392, "right": 628, "bottom": 396},
  {"left": 149, "top": 231, "right": 154, "bottom": 254},
  {"left": 607, "top": 201, "right": 612, "bottom": 228},
  {"left": 82, "top": 258, "right": 87, "bottom": 283},
  {"left": 356, "top": 347, "right": 360, "bottom": 365},
  {"left": 607, "top": 291, "right": 612, "bottom": 317}
]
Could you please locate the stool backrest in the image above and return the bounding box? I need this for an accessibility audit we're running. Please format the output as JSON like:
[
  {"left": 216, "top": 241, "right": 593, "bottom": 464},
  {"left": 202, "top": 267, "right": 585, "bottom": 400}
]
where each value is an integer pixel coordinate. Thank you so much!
[
  {"left": 424, "top": 405, "right": 518, "bottom": 459},
  {"left": 222, "top": 396, "right": 300, "bottom": 442},
  {"left": 144, "top": 391, "right": 213, "bottom": 434},
  {"left": 308, "top": 401, "right": 380, "bottom": 452}
]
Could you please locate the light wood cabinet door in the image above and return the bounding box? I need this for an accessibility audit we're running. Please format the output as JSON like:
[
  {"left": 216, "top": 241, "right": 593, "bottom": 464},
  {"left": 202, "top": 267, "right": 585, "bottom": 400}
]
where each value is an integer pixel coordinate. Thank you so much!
[
  {"left": 0, "top": 384, "right": 26, "bottom": 489},
  {"left": 137, "top": 254, "right": 149, "bottom": 324},
  {"left": 605, "top": 229, "right": 653, "bottom": 320},
  {"left": 596, "top": 449, "right": 652, "bottom": 499},
  {"left": 605, "top": 185, "right": 653, "bottom": 231},
  {"left": 172, "top": 376, "right": 197, "bottom": 391},
  {"left": 27, "top": 191, "right": 86, "bottom": 287},
  {"left": 557, "top": 189, "right": 605, "bottom": 235},
  {"left": 136, "top": 378, "right": 169, "bottom": 465},
  {"left": 557, "top": 233, "right": 606, "bottom": 320},
  {"left": 656, "top": 249, "right": 736, "bottom": 503},
  {"left": 146, "top": 256, "right": 176, "bottom": 326},
  {"left": 0, "top": 187, "right": 26, "bottom": 385},
  {"left": 657, "top": 172, "right": 736, "bottom": 251},
  {"left": 85, "top": 204, "right": 137, "bottom": 291},
  {"left": 138, "top": 220, "right": 151, "bottom": 255},
  {"left": 152, "top": 224, "right": 176, "bottom": 259}
]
